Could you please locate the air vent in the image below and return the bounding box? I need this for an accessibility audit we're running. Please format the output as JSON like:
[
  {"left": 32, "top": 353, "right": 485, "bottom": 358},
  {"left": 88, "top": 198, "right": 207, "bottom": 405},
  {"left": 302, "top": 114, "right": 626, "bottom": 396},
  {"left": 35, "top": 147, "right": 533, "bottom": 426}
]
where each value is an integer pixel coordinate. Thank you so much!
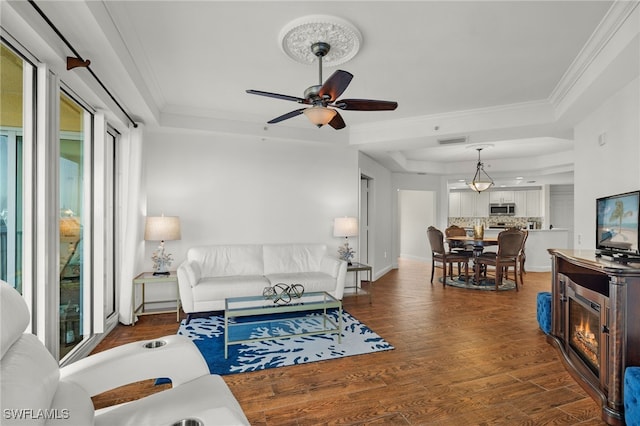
[{"left": 438, "top": 136, "right": 467, "bottom": 145}]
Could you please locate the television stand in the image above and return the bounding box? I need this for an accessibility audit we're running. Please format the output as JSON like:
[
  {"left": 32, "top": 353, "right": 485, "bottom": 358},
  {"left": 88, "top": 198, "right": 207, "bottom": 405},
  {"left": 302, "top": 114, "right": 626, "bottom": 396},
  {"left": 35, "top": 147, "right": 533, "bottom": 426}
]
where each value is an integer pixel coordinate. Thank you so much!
[
  {"left": 595, "top": 249, "right": 640, "bottom": 264},
  {"left": 548, "top": 249, "right": 640, "bottom": 425}
]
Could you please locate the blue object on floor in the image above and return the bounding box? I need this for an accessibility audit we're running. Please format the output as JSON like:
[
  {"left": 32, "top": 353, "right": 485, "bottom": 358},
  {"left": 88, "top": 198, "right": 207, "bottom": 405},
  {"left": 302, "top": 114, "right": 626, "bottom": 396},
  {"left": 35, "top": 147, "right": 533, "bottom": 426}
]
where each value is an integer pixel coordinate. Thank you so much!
[
  {"left": 536, "top": 291, "right": 552, "bottom": 334},
  {"left": 625, "top": 367, "right": 640, "bottom": 426}
]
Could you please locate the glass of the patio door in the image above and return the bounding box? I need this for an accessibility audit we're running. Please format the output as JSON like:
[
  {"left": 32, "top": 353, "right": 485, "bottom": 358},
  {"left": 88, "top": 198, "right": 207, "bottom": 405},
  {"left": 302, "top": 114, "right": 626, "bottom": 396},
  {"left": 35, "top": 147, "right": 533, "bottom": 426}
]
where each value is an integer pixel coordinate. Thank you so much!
[{"left": 59, "top": 92, "right": 91, "bottom": 359}]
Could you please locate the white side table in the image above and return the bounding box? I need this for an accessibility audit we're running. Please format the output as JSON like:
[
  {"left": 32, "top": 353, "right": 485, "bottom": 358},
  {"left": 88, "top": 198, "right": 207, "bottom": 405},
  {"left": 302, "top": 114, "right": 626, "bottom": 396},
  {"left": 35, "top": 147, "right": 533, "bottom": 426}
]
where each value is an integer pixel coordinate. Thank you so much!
[{"left": 132, "top": 271, "right": 180, "bottom": 325}]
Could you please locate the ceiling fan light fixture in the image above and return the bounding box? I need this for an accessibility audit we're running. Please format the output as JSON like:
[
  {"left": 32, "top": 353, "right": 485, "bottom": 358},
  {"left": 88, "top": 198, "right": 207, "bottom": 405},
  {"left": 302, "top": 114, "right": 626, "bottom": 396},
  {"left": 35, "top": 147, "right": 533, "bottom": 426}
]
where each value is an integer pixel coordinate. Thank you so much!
[
  {"left": 303, "top": 106, "right": 336, "bottom": 127},
  {"left": 467, "top": 148, "right": 494, "bottom": 193}
]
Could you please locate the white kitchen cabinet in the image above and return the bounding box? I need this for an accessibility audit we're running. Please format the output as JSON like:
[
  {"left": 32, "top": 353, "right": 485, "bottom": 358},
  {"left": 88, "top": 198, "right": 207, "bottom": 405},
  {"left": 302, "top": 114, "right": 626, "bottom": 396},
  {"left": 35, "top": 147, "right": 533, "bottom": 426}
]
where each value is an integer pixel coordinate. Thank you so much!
[
  {"left": 449, "top": 192, "right": 461, "bottom": 217},
  {"left": 459, "top": 192, "right": 476, "bottom": 216},
  {"left": 449, "top": 191, "right": 488, "bottom": 217},
  {"left": 476, "top": 191, "right": 490, "bottom": 216},
  {"left": 489, "top": 190, "right": 514, "bottom": 204},
  {"left": 514, "top": 191, "right": 527, "bottom": 216},
  {"left": 525, "top": 190, "right": 541, "bottom": 216},
  {"left": 450, "top": 191, "right": 490, "bottom": 217}
]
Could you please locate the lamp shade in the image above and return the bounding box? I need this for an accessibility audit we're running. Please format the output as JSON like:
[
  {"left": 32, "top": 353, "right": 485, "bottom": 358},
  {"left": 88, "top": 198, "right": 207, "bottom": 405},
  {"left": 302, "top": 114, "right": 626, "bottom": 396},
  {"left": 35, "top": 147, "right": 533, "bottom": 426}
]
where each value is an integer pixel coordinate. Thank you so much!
[
  {"left": 303, "top": 106, "right": 337, "bottom": 127},
  {"left": 144, "top": 216, "right": 181, "bottom": 241},
  {"left": 333, "top": 217, "right": 358, "bottom": 237}
]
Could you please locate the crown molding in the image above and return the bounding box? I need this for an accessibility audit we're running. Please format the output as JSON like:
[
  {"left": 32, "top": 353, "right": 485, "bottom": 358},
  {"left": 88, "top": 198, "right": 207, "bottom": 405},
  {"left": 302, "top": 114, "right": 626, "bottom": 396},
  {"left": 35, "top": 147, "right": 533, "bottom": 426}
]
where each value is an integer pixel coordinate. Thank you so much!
[{"left": 549, "top": 1, "right": 640, "bottom": 109}]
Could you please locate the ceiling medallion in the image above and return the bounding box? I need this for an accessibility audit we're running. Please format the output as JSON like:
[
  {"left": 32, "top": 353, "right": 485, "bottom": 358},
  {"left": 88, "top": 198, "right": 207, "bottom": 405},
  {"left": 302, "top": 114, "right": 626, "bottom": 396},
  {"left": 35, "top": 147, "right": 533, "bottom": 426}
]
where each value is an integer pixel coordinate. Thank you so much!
[{"left": 279, "top": 15, "right": 363, "bottom": 66}]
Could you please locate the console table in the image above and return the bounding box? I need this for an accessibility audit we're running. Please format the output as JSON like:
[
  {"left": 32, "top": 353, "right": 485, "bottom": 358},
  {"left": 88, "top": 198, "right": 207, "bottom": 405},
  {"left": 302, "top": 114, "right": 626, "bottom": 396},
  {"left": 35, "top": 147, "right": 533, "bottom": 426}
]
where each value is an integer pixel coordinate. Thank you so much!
[
  {"left": 547, "top": 249, "right": 640, "bottom": 425},
  {"left": 132, "top": 271, "right": 180, "bottom": 324}
]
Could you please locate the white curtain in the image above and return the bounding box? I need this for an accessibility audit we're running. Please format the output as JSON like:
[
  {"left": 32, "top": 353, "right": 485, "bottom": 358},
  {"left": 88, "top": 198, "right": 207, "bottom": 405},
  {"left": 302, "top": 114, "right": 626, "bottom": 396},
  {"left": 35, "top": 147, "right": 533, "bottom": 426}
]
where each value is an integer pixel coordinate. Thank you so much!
[{"left": 118, "top": 123, "right": 146, "bottom": 325}]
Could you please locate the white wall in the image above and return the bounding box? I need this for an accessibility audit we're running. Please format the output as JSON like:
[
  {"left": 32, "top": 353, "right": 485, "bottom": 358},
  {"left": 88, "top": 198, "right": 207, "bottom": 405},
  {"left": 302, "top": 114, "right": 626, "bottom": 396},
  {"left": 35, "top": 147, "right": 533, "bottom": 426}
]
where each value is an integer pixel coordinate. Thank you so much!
[
  {"left": 358, "top": 153, "right": 394, "bottom": 278},
  {"left": 392, "top": 173, "right": 446, "bottom": 262},
  {"left": 398, "top": 190, "right": 435, "bottom": 262},
  {"left": 574, "top": 77, "right": 640, "bottom": 250},
  {"left": 143, "top": 130, "right": 359, "bottom": 269}
]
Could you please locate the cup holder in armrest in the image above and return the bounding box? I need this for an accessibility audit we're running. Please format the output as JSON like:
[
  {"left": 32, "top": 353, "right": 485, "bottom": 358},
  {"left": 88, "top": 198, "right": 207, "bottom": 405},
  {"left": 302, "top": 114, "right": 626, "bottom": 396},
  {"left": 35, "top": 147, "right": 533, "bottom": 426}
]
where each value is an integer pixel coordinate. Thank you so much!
[
  {"left": 171, "top": 419, "right": 203, "bottom": 426},
  {"left": 143, "top": 340, "right": 167, "bottom": 349}
]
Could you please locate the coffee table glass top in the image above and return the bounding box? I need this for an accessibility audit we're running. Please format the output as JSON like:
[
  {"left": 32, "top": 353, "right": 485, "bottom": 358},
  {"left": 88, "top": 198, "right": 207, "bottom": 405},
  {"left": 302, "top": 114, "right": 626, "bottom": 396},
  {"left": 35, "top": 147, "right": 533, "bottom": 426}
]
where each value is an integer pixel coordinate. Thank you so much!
[{"left": 225, "top": 291, "right": 340, "bottom": 316}]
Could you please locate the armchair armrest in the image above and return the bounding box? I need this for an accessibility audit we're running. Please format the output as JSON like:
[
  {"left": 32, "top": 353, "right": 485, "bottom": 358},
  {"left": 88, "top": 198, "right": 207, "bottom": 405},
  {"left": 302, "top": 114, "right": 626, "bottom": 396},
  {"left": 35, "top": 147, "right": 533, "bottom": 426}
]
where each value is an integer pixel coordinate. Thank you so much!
[
  {"left": 320, "top": 257, "right": 347, "bottom": 300},
  {"left": 177, "top": 261, "right": 196, "bottom": 313},
  {"left": 60, "top": 335, "right": 209, "bottom": 397}
]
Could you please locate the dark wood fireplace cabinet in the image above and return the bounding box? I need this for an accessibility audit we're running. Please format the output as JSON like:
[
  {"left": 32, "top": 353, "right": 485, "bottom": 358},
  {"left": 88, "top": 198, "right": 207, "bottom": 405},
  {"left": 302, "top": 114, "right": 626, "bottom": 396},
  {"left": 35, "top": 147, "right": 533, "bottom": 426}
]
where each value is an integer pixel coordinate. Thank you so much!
[{"left": 548, "top": 249, "right": 640, "bottom": 425}]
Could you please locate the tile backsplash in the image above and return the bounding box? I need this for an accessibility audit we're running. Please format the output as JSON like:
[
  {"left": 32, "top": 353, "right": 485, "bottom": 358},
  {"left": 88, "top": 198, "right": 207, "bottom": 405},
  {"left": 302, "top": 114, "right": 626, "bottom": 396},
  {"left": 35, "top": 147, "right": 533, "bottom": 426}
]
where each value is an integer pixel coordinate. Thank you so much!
[{"left": 448, "top": 217, "right": 543, "bottom": 229}]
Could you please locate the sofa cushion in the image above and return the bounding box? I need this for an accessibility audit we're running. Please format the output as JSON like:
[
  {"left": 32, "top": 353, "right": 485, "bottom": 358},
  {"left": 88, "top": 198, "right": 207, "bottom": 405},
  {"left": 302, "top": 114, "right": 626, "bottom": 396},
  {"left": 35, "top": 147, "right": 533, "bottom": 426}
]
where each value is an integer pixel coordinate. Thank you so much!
[
  {"left": 47, "top": 380, "right": 94, "bottom": 425},
  {"left": 263, "top": 244, "right": 326, "bottom": 275},
  {"left": 1, "top": 280, "right": 30, "bottom": 358},
  {"left": 192, "top": 275, "right": 270, "bottom": 301},
  {"left": 188, "top": 245, "right": 264, "bottom": 277},
  {"left": 265, "top": 272, "right": 336, "bottom": 293}
]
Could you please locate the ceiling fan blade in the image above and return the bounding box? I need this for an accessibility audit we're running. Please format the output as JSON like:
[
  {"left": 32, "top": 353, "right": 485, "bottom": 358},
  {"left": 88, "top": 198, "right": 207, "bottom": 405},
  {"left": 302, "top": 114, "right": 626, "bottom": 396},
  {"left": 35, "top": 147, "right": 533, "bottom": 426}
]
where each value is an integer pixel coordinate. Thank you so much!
[
  {"left": 328, "top": 111, "right": 346, "bottom": 130},
  {"left": 318, "top": 70, "right": 353, "bottom": 102},
  {"left": 333, "top": 99, "right": 398, "bottom": 111},
  {"left": 246, "top": 89, "right": 306, "bottom": 104},
  {"left": 267, "top": 108, "right": 306, "bottom": 124}
]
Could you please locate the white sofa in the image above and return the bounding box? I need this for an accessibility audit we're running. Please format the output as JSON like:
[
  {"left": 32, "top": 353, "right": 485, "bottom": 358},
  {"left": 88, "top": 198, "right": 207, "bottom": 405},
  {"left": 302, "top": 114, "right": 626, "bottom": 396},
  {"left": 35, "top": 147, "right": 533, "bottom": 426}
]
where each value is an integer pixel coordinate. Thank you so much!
[{"left": 177, "top": 243, "right": 347, "bottom": 320}]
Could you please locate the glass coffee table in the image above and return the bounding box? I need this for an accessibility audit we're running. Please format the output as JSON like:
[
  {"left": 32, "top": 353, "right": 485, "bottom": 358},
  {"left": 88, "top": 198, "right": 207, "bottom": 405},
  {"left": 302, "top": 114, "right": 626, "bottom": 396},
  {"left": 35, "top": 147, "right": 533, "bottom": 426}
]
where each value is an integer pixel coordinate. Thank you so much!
[{"left": 224, "top": 291, "right": 342, "bottom": 358}]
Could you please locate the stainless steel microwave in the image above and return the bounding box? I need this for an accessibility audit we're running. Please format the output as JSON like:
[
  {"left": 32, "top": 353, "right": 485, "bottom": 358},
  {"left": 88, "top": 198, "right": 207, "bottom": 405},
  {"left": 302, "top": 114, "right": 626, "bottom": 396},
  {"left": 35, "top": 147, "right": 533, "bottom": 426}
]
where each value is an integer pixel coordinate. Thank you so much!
[{"left": 490, "top": 203, "right": 516, "bottom": 216}]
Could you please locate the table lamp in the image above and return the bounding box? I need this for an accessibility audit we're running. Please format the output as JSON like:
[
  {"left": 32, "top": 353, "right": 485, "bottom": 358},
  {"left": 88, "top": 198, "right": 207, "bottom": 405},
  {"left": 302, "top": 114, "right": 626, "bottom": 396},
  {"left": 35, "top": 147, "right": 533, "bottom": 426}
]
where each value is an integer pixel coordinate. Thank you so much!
[
  {"left": 144, "top": 215, "right": 181, "bottom": 275},
  {"left": 333, "top": 217, "right": 358, "bottom": 265}
]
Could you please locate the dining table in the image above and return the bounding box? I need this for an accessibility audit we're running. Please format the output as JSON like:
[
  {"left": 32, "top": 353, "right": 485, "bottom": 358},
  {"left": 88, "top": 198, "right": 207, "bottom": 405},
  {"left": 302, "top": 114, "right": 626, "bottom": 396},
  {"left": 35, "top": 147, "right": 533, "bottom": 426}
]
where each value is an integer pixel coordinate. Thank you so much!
[{"left": 446, "top": 235, "right": 499, "bottom": 284}]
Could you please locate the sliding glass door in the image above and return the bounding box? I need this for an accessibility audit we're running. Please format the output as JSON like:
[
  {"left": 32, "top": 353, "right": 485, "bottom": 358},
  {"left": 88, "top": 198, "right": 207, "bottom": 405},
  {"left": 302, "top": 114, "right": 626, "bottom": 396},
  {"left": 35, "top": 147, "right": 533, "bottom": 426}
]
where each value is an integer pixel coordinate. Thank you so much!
[{"left": 2, "top": 36, "right": 120, "bottom": 361}]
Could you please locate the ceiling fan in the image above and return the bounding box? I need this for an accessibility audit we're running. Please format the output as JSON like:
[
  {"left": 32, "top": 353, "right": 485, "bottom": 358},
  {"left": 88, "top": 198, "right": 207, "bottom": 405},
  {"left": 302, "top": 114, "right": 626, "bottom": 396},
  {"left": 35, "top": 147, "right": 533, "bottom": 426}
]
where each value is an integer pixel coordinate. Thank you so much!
[{"left": 246, "top": 42, "right": 398, "bottom": 130}]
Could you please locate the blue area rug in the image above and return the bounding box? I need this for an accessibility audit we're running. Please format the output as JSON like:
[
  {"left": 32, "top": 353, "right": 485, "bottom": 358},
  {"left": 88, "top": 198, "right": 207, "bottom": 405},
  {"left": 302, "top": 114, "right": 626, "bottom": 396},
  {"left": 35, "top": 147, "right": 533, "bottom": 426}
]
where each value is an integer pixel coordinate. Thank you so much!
[{"left": 162, "top": 309, "right": 393, "bottom": 377}]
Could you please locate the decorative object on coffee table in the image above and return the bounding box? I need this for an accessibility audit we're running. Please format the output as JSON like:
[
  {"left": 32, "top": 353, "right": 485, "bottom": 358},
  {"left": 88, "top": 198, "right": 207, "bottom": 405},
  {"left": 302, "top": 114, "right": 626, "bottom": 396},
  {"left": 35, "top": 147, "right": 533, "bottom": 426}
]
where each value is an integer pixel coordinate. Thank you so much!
[
  {"left": 263, "top": 283, "right": 305, "bottom": 305},
  {"left": 263, "top": 286, "right": 276, "bottom": 300},
  {"left": 334, "top": 217, "right": 358, "bottom": 265}
]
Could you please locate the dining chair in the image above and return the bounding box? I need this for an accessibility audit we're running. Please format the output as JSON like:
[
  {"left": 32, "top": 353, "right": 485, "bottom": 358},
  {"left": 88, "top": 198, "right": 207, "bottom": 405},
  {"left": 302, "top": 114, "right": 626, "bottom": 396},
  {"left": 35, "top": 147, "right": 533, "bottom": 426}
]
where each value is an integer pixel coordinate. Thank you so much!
[
  {"left": 475, "top": 228, "right": 526, "bottom": 290},
  {"left": 445, "top": 225, "right": 473, "bottom": 276},
  {"left": 517, "top": 229, "right": 528, "bottom": 284},
  {"left": 500, "top": 228, "right": 528, "bottom": 285},
  {"left": 427, "top": 226, "right": 471, "bottom": 286}
]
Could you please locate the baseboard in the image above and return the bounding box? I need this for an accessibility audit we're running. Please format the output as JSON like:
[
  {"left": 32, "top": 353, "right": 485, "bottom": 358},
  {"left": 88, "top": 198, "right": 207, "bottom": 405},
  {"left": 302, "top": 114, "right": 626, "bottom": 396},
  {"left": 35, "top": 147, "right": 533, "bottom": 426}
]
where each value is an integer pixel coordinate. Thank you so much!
[{"left": 373, "top": 264, "right": 394, "bottom": 281}]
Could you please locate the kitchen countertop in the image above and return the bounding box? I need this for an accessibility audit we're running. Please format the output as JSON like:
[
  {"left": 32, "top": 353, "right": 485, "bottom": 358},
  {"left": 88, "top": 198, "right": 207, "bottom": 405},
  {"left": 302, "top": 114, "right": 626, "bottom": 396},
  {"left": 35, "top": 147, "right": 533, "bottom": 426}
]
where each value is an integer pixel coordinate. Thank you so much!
[{"left": 484, "top": 228, "right": 568, "bottom": 232}]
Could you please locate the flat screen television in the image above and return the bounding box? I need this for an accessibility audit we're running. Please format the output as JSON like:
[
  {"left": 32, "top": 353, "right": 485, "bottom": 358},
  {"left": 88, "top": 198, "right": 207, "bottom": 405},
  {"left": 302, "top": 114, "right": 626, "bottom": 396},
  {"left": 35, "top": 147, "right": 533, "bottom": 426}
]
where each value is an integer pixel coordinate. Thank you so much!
[{"left": 596, "top": 190, "right": 640, "bottom": 259}]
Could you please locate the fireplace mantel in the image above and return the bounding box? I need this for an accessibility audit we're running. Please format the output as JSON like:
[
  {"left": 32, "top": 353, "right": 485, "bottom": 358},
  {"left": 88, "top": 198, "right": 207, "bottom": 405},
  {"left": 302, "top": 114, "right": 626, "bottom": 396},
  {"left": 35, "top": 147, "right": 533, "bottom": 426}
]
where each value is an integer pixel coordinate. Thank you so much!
[{"left": 548, "top": 249, "right": 640, "bottom": 426}]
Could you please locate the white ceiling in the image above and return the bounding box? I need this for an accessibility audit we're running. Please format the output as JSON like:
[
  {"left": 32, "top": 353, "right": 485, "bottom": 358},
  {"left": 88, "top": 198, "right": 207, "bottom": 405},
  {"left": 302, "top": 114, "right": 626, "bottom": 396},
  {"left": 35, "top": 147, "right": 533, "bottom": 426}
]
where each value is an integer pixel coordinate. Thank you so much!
[{"left": 8, "top": 0, "right": 635, "bottom": 187}]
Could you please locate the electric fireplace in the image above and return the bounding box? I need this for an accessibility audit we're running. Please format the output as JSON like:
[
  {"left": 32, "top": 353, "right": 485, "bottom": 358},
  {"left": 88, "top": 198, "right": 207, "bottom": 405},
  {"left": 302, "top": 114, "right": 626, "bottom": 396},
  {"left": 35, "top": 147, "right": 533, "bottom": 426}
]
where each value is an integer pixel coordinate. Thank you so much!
[
  {"left": 548, "top": 249, "right": 640, "bottom": 426},
  {"left": 563, "top": 278, "right": 610, "bottom": 388},
  {"left": 569, "top": 297, "right": 600, "bottom": 374}
]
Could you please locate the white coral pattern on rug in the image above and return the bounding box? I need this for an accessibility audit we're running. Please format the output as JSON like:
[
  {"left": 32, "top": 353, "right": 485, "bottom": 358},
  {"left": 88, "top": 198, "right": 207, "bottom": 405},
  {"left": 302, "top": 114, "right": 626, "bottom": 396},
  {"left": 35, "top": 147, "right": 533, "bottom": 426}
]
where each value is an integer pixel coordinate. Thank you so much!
[{"left": 179, "top": 310, "right": 393, "bottom": 374}]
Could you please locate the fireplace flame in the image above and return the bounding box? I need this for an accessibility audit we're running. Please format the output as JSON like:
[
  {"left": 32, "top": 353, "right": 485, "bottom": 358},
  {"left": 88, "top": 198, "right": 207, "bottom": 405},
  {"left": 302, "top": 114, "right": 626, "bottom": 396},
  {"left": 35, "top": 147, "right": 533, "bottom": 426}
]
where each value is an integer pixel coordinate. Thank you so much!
[{"left": 573, "top": 313, "right": 599, "bottom": 369}]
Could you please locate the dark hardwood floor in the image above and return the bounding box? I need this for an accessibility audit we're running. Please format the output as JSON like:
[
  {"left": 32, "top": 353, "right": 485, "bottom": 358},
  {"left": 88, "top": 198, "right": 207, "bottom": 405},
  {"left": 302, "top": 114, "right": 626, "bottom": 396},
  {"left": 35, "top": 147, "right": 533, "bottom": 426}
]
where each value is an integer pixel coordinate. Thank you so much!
[{"left": 91, "top": 259, "right": 607, "bottom": 425}]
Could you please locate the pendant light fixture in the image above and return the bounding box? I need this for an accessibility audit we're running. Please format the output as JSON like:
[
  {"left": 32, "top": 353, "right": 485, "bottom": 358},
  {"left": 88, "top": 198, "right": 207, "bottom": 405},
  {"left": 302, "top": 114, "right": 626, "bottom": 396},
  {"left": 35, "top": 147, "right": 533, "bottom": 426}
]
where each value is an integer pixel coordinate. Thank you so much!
[{"left": 467, "top": 147, "right": 494, "bottom": 192}]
